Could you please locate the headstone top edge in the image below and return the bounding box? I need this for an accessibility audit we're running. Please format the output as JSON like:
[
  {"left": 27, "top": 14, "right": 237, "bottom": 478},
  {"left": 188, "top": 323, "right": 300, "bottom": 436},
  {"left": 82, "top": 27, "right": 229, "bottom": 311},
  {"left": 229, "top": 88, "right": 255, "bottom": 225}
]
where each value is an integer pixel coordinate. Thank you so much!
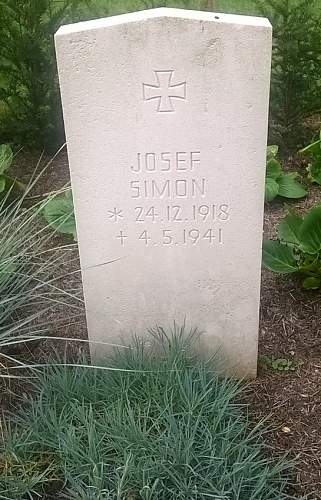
[{"left": 55, "top": 7, "right": 271, "bottom": 38}]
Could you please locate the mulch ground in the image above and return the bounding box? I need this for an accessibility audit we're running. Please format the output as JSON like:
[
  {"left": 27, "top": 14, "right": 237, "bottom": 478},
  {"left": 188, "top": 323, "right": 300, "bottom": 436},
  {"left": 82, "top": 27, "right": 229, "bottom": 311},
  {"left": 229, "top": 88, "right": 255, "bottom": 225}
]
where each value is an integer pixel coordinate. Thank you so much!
[
  {"left": 4, "top": 149, "right": 321, "bottom": 499},
  {"left": 251, "top": 156, "right": 321, "bottom": 499}
]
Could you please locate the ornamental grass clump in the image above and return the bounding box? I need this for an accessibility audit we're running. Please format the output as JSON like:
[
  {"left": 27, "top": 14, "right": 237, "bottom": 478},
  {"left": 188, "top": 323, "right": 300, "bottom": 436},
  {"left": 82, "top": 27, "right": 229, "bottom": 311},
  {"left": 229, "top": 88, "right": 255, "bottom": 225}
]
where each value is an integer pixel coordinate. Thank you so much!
[
  {"left": 0, "top": 327, "right": 293, "bottom": 499},
  {"left": 0, "top": 161, "right": 81, "bottom": 367}
]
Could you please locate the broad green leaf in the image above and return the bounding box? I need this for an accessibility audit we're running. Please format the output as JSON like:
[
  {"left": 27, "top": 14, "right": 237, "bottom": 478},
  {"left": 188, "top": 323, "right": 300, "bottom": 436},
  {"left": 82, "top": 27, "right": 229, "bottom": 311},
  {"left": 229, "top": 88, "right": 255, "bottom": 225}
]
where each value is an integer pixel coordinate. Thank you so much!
[
  {"left": 277, "top": 174, "right": 307, "bottom": 199},
  {"left": 266, "top": 145, "right": 278, "bottom": 160},
  {"left": 298, "top": 205, "right": 321, "bottom": 254},
  {"left": 262, "top": 240, "right": 298, "bottom": 273},
  {"left": 307, "top": 161, "right": 321, "bottom": 185},
  {"left": 302, "top": 277, "right": 321, "bottom": 290},
  {"left": 266, "top": 158, "right": 282, "bottom": 179},
  {"left": 0, "top": 144, "right": 13, "bottom": 174},
  {"left": 265, "top": 177, "right": 279, "bottom": 202},
  {"left": 299, "top": 138, "right": 321, "bottom": 156},
  {"left": 0, "top": 176, "right": 6, "bottom": 193},
  {"left": 278, "top": 212, "right": 303, "bottom": 245},
  {"left": 43, "top": 192, "right": 76, "bottom": 239}
]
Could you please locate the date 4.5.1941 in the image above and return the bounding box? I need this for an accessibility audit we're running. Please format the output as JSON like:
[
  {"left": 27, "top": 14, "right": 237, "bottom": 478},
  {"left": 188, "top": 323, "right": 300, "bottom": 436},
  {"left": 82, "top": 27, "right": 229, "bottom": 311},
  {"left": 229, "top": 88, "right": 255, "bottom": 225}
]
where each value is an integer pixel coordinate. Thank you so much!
[{"left": 115, "top": 227, "right": 223, "bottom": 246}]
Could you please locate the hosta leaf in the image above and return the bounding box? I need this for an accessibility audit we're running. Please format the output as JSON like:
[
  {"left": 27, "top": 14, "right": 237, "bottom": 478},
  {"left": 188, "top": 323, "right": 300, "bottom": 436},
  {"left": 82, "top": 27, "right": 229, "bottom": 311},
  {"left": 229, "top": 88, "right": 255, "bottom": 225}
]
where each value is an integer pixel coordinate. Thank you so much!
[
  {"left": 262, "top": 240, "right": 298, "bottom": 273},
  {"left": 265, "top": 177, "right": 279, "bottom": 202},
  {"left": 277, "top": 174, "right": 307, "bottom": 199},
  {"left": 298, "top": 205, "right": 321, "bottom": 254},
  {"left": 43, "top": 191, "right": 76, "bottom": 240},
  {"left": 266, "top": 145, "right": 278, "bottom": 160},
  {"left": 0, "top": 144, "right": 13, "bottom": 174},
  {"left": 278, "top": 212, "right": 303, "bottom": 245},
  {"left": 307, "top": 161, "right": 321, "bottom": 185},
  {"left": 266, "top": 158, "right": 282, "bottom": 179},
  {"left": 302, "top": 277, "right": 321, "bottom": 290}
]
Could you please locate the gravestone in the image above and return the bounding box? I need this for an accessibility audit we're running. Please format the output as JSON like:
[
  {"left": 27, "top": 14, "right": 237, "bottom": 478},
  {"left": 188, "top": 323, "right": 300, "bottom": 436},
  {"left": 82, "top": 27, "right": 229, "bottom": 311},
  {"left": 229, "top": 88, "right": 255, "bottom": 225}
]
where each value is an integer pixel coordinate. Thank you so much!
[{"left": 55, "top": 8, "right": 272, "bottom": 377}]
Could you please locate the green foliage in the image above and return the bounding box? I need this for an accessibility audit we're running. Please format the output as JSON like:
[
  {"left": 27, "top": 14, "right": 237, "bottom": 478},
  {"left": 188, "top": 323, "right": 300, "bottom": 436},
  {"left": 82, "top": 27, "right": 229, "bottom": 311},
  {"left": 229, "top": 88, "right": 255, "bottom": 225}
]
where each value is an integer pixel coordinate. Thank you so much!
[
  {"left": 263, "top": 206, "right": 321, "bottom": 289},
  {"left": 255, "top": 0, "right": 321, "bottom": 149},
  {"left": 0, "top": 328, "right": 293, "bottom": 498},
  {"left": 262, "top": 240, "right": 298, "bottom": 273},
  {"left": 42, "top": 189, "right": 76, "bottom": 240},
  {"left": 265, "top": 145, "right": 306, "bottom": 202},
  {"left": 259, "top": 355, "right": 303, "bottom": 372},
  {"left": 0, "top": 144, "right": 24, "bottom": 200},
  {"left": 300, "top": 130, "right": 321, "bottom": 185},
  {"left": 0, "top": 0, "right": 83, "bottom": 150},
  {"left": 0, "top": 166, "right": 79, "bottom": 366},
  {"left": 1, "top": 0, "right": 320, "bottom": 150}
]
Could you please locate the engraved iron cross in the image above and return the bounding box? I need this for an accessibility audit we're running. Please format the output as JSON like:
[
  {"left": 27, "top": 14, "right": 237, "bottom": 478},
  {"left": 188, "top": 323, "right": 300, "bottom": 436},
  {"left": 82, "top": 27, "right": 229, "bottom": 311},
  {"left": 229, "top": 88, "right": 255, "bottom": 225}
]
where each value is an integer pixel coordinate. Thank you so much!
[{"left": 143, "top": 70, "right": 186, "bottom": 113}]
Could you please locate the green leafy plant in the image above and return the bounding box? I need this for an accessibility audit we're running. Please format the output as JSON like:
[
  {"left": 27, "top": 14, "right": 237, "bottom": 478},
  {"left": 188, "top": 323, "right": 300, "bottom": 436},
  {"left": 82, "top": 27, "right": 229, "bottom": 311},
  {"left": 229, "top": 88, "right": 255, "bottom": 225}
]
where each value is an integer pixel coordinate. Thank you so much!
[
  {"left": 300, "top": 130, "right": 321, "bottom": 185},
  {"left": 263, "top": 205, "right": 321, "bottom": 289},
  {"left": 0, "top": 144, "right": 24, "bottom": 199},
  {"left": 42, "top": 189, "right": 76, "bottom": 240},
  {"left": 0, "top": 327, "right": 293, "bottom": 498},
  {"left": 259, "top": 355, "right": 303, "bottom": 372},
  {"left": 265, "top": 145, "right": 306, "bottom": 202}
]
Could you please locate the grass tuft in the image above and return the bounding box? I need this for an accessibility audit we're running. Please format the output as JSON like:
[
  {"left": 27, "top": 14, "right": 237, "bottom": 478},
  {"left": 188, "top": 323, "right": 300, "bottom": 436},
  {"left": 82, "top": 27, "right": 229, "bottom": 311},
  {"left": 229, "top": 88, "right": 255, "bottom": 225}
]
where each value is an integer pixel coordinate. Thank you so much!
[
  {"left": 0, "top": 327, "right": 294, "bottom": 499},
  {"left": 0, "top": 153, "right": 82, "bottom": 369}
]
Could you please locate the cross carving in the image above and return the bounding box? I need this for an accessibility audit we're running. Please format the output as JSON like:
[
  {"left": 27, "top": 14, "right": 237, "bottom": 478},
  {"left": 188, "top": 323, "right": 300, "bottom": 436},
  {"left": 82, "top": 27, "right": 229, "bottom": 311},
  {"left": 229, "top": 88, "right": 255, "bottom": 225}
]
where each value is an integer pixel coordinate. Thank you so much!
[{"left": 143, "top": 70, "right": 186, "bottom": 113}]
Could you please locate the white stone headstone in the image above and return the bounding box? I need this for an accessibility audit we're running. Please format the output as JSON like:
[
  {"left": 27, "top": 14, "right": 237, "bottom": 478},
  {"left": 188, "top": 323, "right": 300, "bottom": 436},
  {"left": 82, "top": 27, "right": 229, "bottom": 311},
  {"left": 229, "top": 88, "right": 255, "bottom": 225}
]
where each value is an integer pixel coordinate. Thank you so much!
[{"left": 55, "top": 8, "right": 272, "bottom": 377}]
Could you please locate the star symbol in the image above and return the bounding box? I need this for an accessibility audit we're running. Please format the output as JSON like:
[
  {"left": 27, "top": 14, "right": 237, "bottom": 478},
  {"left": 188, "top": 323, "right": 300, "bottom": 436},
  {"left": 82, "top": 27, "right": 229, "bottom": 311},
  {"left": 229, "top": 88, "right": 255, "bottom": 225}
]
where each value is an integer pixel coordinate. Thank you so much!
[{"left": 108, "top": 207, "right": 124, "bottom": 222}]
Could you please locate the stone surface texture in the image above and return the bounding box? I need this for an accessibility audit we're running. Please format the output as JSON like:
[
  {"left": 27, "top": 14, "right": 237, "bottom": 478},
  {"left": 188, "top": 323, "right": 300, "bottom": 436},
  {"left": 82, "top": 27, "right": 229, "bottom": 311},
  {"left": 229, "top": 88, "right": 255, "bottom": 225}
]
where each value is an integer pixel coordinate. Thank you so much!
[{"left": 55, "top": 8, "right": 272, "bottom": 377}]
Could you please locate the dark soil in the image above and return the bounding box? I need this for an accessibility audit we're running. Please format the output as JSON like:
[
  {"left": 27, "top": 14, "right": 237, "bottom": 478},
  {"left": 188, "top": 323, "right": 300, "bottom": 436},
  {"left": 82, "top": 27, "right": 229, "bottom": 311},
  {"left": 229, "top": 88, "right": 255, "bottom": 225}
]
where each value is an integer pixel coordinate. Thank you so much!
[{"left": 4, "top": 149, "right": 321, "bottom": 499}]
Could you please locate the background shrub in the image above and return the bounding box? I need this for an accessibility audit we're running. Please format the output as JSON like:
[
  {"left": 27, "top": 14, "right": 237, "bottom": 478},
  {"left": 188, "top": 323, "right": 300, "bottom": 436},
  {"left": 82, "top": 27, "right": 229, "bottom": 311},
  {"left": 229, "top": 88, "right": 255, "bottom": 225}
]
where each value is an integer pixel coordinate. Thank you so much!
[
  {"left": 0, "top": 0, "right": 84, "bottom": 150},
  {"left": 255, "top": 0, "right": 321, "bottom": 150}
]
